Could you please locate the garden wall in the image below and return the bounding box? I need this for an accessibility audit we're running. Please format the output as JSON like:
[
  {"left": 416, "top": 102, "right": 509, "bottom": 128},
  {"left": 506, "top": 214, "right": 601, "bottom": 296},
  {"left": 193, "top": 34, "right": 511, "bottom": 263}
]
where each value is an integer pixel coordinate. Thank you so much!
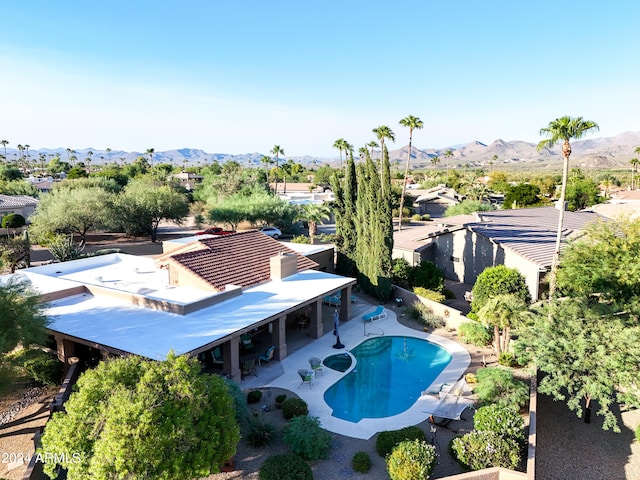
[{"left": 391, "top": 285, "right": 471, "bottom": 330}]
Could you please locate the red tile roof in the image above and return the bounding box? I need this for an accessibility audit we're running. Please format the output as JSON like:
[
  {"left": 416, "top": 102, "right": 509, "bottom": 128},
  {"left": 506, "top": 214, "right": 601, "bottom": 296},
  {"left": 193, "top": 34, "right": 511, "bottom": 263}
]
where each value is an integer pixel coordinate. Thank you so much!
[{"left": 168, "top": 230, "right": 318, "bottom": 290}]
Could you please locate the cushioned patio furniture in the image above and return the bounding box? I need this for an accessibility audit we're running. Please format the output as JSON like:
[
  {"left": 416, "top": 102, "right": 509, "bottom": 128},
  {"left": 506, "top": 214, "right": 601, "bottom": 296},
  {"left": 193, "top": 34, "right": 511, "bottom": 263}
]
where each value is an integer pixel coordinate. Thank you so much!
[
  {"left": 298, "top": 369, "right": 314, "bottom": 388},
  {"left": 323, "top": 294, "right": 341, "bottom": 307},
  {"left": 258, "top": 345, "right": 275, "bottom": 366},
  {"left": 309, "top": 357, "right": 323, "bottom": 376},
  {"left": 241, "top": 358, "right": 257, "bottom": 379},
  {"left": 362, "top": 305, "right": 386, "bottom": 322},
  {"left": 211, "top": 346, "right": 224, "bottom": 365},
  {"left": 240, "top": 333, "right": 255, "bottom": 352}
]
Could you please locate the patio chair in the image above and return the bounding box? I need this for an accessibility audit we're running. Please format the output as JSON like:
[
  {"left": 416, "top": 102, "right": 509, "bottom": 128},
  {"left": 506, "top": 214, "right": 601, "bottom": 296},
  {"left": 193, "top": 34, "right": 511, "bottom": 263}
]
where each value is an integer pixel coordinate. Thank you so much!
[
  {"left": 309, "top": 357, "right": 323, "bottom": 376},
  {"left": 258, "top": 345, "right": 276, "bottom": 366},
  {"left": 211, "top": 346, "right": 224, "bottom": 365},
  {"left": 298, "top": 369, "right": 314, "bottom": 388},
  {"left": 240, "top": 333, "right": 255, "bottom": 352},
  {"left": 241, "top": 358, "right": 257, "bottom": 379}
]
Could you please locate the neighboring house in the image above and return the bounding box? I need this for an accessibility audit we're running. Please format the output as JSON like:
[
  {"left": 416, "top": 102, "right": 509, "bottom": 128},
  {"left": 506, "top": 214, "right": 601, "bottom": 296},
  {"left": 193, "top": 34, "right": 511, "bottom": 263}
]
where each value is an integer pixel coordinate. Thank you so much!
[
  {"left": 172, "top": 171, "right": 204, "bottom": 191},
  {"left": 0, "top": 194, "right": 39, "bottom": 225},
  {"left": 393, "top": 206, "right": 603, "bottom": 301},
  {"left": 270, "top": 182, "right": 334, "bottom": 204},
  {"left": 2, "top": 231, "right": 355, "bottom": 381},
  {"left": 412, "top": 186, "right": 461, "bottom": 218},
  {"left": 427, "top": 206, "right": 603, "bottom": 300}
]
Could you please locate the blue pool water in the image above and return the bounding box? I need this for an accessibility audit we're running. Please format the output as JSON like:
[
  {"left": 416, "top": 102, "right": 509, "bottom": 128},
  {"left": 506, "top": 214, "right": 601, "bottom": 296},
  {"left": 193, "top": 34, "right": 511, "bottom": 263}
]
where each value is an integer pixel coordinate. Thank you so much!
[{"left": 323, "top": 336, "right": 452, "bottom": 422}]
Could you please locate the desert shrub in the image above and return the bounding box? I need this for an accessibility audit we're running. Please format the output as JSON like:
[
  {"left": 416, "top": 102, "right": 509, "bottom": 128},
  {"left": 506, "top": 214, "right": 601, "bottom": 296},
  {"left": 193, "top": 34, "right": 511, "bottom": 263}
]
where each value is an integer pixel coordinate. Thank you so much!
[
  {"left": 412, "top": 214, "right": 423, "bottom": 221},
  {"left": 351, "top": 451, "right": 372, "bottom": 473},
  {"left": 451, "top": 430, "right": 521, "bottom": 471},
  {"left": 282, "top": 397, "right": 308, "bottom": 419},
  {"left": 410, "top": 261, "right": 444, "bottom": 292},
  {"left": 413, "top": 287, "right": 445, "bottom": 303},
  {"left": 259, "top": 453, "right": 312, "bottom": 480},
  {"left": 458, "top": 322, "right": 492, "bottom": 346},
  {"left": 498, "top": 351, "right": 517, "bottom": 367},
  {"left": 22, "top": 350, "right": 63, "bottom": 386},
  {"left": 291, "top": 235, "right": 311, "bottom": 244},
  {"left": 376, "top": 426, "right": 426, "bottom": 458},
  {"left": 275, "top": 393, "right": 287, "bottom": 405},
  {"left": 283, "top": 416, "right": 331, "bottom": 461},
  {"left": 473, "top": 404, "right": 525, "bottom": 443},
  {"left": 386, "top": 439, "right": 437, "bottom": 480},
  {"left": 475, "top": 367, "right": 529, "bottom": 411},
  {"left": 2, "top": 213, "right": 26, "bottom": 229},
  {"left": 246, "top": 415, "right": 276, "bottom": 448},
  {"left": 421, "top": 214, "right": 431, "bottom": 221},
  {"left": 247, "top": 389, "right": 263, "bottom": 404},
  {"left": 636, "top": 424, "right": 640, "bottom": 443},
  {"left": 465, "top": 372, "right": 477, "bottom": 384}
]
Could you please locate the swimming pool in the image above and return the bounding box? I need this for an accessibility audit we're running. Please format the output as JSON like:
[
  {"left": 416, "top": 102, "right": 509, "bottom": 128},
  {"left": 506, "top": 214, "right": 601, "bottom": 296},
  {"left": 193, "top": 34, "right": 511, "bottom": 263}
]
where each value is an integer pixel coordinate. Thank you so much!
[{"left": 323, "top": 336, "right": 452, "bottom": 422}]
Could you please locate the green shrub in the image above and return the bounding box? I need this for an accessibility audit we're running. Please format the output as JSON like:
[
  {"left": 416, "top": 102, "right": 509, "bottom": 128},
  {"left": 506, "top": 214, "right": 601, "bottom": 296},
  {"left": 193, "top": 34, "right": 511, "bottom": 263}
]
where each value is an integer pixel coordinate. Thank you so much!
[
  {"left": 636, "top": 424, "right": 640, "bottom": 443},
  {"left": 2, "top": 213, "right": 26, "bottom": 229},
  {"left": 283, "top": 416, "right": 331, "bottom": 461},
  {"left": 259, "top": 453, "right": 312, "bottom": 480},
  {"left": 475, "top": 367, "right": 529, "bottom": 411},
  {"left": 291, "top": 235, "right": 311, "bottom": 244},
  {"left": 498, "top": 351, "right": 517, "bottom": 367},
  {"left": 409, "top": 261, "right": 444, "bottom": 292},
  {"left": 470, "top": 265, "right": 530, "bottom": 314},
  {"left": 421, "top": 214, "right": 431, "bottom": 221},
  {"left": 451, "top": 430, "right": 521, "bottom": 470},
  {"left": 246, "top": 415, "right": 276, "bottom": 448},
  {"left": 458, "top": 321, "right": 492, "bottom": 346},
  {"left": 247, "top": 389, "right": 263, "bottom": 404},
  {"left": 275, "top": 393, "right": 287, "bottom": 404},
  {"left": 225, "top": 378, "right": 251, "bottom": 425},
  {"left": 23, "top": 351, "right": 63, "bottom": 386},
  {"left": 282, "top": 397, "right": 309, "bottom": 419},
  {"left": 376, "top": 426, "right": 426, "bottom": 457},
  {"left": 473, "top": 404, "right": 525, "bottom": 443},
  {"left": 413, "top": 287, "right": 445, "bottom": 303},
  {"left": 387, "top": 439, "right": 437, "bottom": 480},
  {"left": 392, "top": 258, "right": 412, "bottom": 289},
  {"left": 443, "top": 288, "right": 455, "bottom": 299},
  {"left": 351, "top": 451, "right": 371, "bottom": 473}
]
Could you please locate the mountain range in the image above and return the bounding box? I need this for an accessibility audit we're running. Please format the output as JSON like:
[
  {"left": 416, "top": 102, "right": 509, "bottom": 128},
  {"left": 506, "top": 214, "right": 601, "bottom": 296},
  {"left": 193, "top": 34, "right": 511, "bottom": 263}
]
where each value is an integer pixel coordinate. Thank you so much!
[{"left": 4, "top": 130, "right": 640, "bottom": 171}]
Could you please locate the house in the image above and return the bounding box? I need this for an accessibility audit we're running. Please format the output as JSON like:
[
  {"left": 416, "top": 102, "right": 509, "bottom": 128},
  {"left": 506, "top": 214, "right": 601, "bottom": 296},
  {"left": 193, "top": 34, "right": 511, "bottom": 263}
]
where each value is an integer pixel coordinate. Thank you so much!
[
  {"left": 394, "top": 206, "right": 603, "bottom": 301},
  {"left": 172, "top": 171, "right": 204, "bottom": 191},
  {"left": 2, "top": 231, "right": 355, "bottom": 380},
  {"left": 0, "top": 194, "right": 39, "bottom": 226},
  {"left": 412, "top": 186, "right": 461, "bottom": 218}
]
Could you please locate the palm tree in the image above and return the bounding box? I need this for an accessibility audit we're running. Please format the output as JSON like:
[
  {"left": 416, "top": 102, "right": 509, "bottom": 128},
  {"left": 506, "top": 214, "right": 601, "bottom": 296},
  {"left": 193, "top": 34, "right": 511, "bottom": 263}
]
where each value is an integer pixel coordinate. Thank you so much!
[
  {"left": 1, "top": 140, "right": 8, "bottom": 163},
  {"left": 358, "top": 147, "right": 367, "bottom": 161},
  {"left": 86, "top": 150, "right": 93, "bottom": 173},
  {"left": 398, "top": 115, "right": 424, "bottom": 230},
  {"left": 270, "top": 145, "right": 284, "bottom": 193},
  {"left": 333, "top": 138, "right": 348, "bottom": 168},
  {"left": 260, "top": 155, "right": 273, "bottom": 182},
  {"left": 630, "top": 157, "right": 639, "bottom": 190},
  {"left": 106, "top": 147, "right": 112, "bottom": 163},
  {"left": 367, "top": 141, "right": 378, "bottom": 158},
  {"left": 444, "top": 149, "right": 454, "bottom": 178},
  {"left": 477, "top": 294, "right": 532, "bottom": 355},
  {"left": 537, "top": 116, "right": 599, "bottom": 299},
  {"left": 430, "top": 155, "right": 440, "bottom": 171},
  {"left": 372, "top": 126, "right": 395, "bottom": 163},
  {"left": 146, "top": 148, "right": 155, "bottom": 171},
  {"left": 298, "top": 203, "right": 332, "bottom": 243}
]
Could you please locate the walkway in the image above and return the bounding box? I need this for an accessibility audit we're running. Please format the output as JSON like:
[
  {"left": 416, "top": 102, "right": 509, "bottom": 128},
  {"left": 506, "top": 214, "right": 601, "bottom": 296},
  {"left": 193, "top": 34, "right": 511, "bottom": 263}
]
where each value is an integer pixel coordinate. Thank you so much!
[{"left": 241, "top": 299, "right": 470, "bottom": 440}]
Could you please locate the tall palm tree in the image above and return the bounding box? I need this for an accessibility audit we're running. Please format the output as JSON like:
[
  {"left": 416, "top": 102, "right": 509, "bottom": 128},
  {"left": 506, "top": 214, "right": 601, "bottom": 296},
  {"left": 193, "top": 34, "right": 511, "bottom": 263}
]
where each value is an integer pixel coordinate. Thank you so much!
[
  {"left": 398, "top": 115, "right": 424, "bottom": 230},
  {"left": 630, "top": 157, "right": 639, "bottom": 190},
  {"left": 358, "top": 147, "right": 367, "bottom": 161},
  {"left": 333, "top": 138, "right": 348, "bottom": 168},
  {"left": 372, "top": 126, "right": 395, "bottom": 195},
  {"left": 537, "top": 116, "right": 599, "bottom": 299},
  {"left": 1, "top": 140, "right": 8, "bottom": 163},
  {"left": 444, "top": 149, "right": 454, "bottom": 178},
  {"left": 430, "top": 155, "right": 440, "bottom": 171},
  {"left": 260, "top": 155, "right": 272, "bottom": 182},
  {"left": 106, "top": 147, "right": 112, "bottom": 163},
  {"left": 298, "top": 203, "right": 332, "bottom": 243},
  {"left": 146, "top": 148, "right": 155, "bottom": 171},
  {"left": 86, "top": 150, "right": 93, "bottom": 173},
  {"left": 367, "top": 141, "right": 378, "bottom": 158},
  {"left": 270, "top": 145, "right": 284, "bottom": 193}
]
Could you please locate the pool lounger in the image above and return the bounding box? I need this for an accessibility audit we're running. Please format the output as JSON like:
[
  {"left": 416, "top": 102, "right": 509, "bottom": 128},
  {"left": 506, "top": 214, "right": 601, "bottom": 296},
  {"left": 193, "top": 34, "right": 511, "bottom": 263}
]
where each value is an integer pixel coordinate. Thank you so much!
[{"left": 362, "top": 305, "right": 386, "bottom": 322}]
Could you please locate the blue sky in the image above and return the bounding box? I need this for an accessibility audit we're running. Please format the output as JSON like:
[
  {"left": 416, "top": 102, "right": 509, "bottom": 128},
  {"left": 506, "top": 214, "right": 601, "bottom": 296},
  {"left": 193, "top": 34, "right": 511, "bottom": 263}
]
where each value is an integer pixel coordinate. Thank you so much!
[{"left": 1, "top": 1, "right": 638, "bottom": 158}]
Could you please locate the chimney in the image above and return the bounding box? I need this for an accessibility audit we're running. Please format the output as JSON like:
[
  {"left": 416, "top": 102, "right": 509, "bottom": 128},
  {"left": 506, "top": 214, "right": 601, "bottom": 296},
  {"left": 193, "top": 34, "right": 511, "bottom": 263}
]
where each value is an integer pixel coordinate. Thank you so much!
[{"left": 270, "top": 253, "right": 298, "bottom": 280}]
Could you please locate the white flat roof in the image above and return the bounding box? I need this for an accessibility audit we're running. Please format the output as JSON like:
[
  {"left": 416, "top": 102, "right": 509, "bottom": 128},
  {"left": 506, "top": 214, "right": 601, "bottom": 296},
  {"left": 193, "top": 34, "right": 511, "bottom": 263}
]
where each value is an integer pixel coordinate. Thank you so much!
[{"left": 7, "top": 254, "right": 355, "bottom": 360}]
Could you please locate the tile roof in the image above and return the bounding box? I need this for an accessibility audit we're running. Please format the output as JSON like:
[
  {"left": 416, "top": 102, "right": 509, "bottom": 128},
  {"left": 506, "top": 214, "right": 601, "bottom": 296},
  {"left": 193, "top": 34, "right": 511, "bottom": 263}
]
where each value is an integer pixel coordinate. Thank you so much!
[
  {"left": 469, "top": 206, "right": 603, "bottom": 268},
  {"left": 0, "top": 194, "right": 38, "bottom": 209},
  {"left": 168, "top": 230, "right": 318, "bottom": 290}
]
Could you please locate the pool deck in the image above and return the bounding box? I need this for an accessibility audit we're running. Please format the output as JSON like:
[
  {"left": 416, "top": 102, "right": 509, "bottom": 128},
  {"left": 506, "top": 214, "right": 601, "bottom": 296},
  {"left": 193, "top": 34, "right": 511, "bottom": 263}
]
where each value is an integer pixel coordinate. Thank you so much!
[{"left": 241, "top": 305, "right": 470, "bottom": 440}]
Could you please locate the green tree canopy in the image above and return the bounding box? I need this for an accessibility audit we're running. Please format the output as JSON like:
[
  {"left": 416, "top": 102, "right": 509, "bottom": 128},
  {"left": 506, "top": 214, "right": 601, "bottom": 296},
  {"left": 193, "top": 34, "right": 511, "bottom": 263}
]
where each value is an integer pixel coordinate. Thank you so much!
[
  {"left": 503, "top": 183, "right": 543, "bottom": 209},
  {"left": 444, "top": 199, "right": 494, "bottom": 217},
  {"left": 29, "top": 185, "right": 116, "bottom": 247},
  {"left": 471, "top": 265, "right": 530, "bottom": 314},
  {"left": 477, "top": 294, "right": 532, "bottom": 355},
  {"left": 565, "top": 177, "right": 600, "bottom": 211},
  {"left": 115, "top": 177, "right": 189, "bottom": 242},
  {"left": 0, "top": 277, "right": 49, "bottom": 356},
  {"left": 40, "top": 353, "right": 240, "bottom": 479}
]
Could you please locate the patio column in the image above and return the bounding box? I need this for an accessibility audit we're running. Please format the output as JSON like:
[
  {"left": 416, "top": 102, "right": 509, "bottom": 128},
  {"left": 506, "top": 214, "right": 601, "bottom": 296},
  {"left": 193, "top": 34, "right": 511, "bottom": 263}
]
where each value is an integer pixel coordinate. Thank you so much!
[
  {"left": 309, "top": 300, "right": 323, "bottom": 339},
  {"left": 340, "top": 285, "right": 352, "bottom": 322},
  {"left": 272, "top": 315, "right": 287, "bottom": 360},
  {"left": 225, "top": 338, "right": 241, "bottom": 381},
  {"left": 55, "top": 336, "right": 75, "bottom": 374}
]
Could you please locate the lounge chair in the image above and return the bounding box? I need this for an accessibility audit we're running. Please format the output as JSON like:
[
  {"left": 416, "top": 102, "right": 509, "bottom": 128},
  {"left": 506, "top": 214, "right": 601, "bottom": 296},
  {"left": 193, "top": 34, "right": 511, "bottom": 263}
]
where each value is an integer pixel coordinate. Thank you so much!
[
  {"left": 323, "top": 294, "right": 341, "bottom": 307},
  {"left": 362, "top": 305, "right": 386, "bottom": 322},
  {"left": 298, "top": 369, "right": 314, "bottom": 388},
  {"left": 309, "top": 357, "right": 323, "bottom": 376},
  {"left": 241, "top": 358, "right": 257, "bottom": 379},
  {"left": 259, "top": 345, "right": 275, "bottom": 366}
]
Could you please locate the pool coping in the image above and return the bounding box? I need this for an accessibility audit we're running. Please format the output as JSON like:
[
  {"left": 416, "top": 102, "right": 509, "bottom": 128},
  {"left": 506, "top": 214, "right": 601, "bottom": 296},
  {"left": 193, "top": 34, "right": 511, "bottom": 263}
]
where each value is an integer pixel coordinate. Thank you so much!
[{"left": 265, "top": 308, "right": 471, "bottom": 440}]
